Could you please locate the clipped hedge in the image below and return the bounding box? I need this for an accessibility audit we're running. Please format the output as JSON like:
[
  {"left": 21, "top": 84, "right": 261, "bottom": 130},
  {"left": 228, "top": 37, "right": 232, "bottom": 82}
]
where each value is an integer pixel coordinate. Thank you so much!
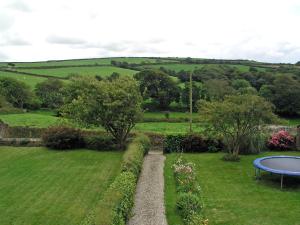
[
  {"left": 164, "top": 134, "right": 223, "bottom": 154},
  {"left": 94, "top": 134, "right": 150, "bottom": 225},
  {"left": 42, "top": 126, "right": 84, "bottom": 150},
  {"left": 121, "top": 134, "right": 151, "bottom": 177},
  {"left": 84, "top": 135, "right": 117, "bottom": 151}
]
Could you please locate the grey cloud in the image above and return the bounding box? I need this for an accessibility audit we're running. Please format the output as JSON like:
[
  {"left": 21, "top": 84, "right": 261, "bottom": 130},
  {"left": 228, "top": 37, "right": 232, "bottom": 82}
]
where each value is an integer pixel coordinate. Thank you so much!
[
  {"left": 1, "top": 35, "right": 30, "bottom": 46},
  {"left": 6, "top": 0, "right": 31, "bottom": 12},
  {"left": 46, "top": 35, "right": 86, "bottom": 45},
  {"left": 0, "top": 52, "right": 8, "bottom": 61},
  {"left": 0, "top": 12, "right": 14, "bottom": 31}
]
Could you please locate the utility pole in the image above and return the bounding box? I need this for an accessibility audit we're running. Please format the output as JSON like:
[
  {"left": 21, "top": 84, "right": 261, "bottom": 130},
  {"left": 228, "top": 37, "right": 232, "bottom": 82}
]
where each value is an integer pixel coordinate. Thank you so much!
[{"left": 189, "top": 70, "right": 193, "bottom": 133}]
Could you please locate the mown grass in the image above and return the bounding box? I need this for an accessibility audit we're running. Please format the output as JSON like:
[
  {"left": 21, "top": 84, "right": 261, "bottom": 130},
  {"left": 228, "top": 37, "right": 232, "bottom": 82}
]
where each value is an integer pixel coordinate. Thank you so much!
[
  {"left": 0, "top": 71, "right": 47, "bottom": 88},
  {"left": 165, "top": 152, "right": 300, "bottom": 225},
  {"left": 144, "top": 111, "right": 198, "bottom": 120},
  {"left": 0, "top": 147, "right": 123, "bottom": 225},
  {"left": 0, "top": 111, "right": 60, "bottom": 128},
  {"left": 282, "top": 117, "right": 300, "bottom": 127},
  {"left": 17, "top": 66, "right": 137, "bottom": 78},
  {"left": 134, "top": 122, "right": 203, "bottom": 134}
]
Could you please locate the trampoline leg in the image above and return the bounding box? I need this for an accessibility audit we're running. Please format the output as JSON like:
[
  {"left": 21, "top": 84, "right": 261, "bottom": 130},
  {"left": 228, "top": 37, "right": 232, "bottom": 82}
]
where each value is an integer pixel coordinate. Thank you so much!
[{"left": 280, "top": 175, "right": 283, "bottom": 190}]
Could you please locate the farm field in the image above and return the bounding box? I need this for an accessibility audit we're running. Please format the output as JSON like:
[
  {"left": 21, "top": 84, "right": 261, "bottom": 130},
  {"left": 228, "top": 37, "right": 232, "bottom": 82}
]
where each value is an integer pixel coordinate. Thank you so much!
[
  {"left": 0, "top": 71, "right": 47, "bottom": 88},
  {"left": 0, "top": 147, "right": 123, "bottom": 225},
  {"left": 16, "top": 66, "right": 138, "bottom": 78},
  {"left": 0, "top": 57, "right": 178, "bottom": 68},
  {"left": 165, "top": 152, "right": 300, "bottom": 225}
]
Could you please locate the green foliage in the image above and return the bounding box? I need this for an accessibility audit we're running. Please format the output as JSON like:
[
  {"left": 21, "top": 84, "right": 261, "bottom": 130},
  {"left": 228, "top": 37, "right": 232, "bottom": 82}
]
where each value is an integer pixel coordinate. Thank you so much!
[
  {"left": 271, "top": 74, "right": 300, "bottom": 116},
  {"left": 42, "top": 126, "right": 84, "bottom": 149},
  {"left": 232, "top": 79, "right": 251, "bottom": 90},
  {"left": 62, "top": 76, "right": 143, "bottom": 148},
  {"left": 176, "top": 193, "right": 202, "bottom": 220},
  {"left": 0, "top": 77, "right": 33, "bottom": 108},
  {"left": 163, "top": 134, "right": 222, "bottom": 153},
  {"left": 121, "top": 134, "right": 150, "bottom": 177},
  {"left": 199, "top": 94, "right": 277, "bottom": 157},
  {"left": 134, "top": 69, "right": 180, "bottom": 109},
  {"left": 0, "top": 96, "right": 22, "bottom": 114},
  {"left": 84, "top": 135, "right": 117, "bottom": 151},
  {"left": 35, "top": 78, "right": 64, "bottom": 108},
  {"left": 204, "top": 79, "right": 234, "bottom": 100},
  {"left": 181, "top": 82, "right": 205, "bottom": 109}
]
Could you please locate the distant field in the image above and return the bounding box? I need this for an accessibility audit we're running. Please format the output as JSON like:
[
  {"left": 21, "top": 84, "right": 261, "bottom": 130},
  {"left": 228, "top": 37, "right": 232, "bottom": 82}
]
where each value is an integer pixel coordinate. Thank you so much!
[
  {"left": 0, "top": 147, "right": 122, "bottom": 225},
  {"left": 17, "top": 66, "right": 138, "bottom": 78},
  {"left": 1, "top": 57, "right": 178, "bottom": 68},
  {"left": 0, "top": 71, "right": 47, "bottom": 88}
]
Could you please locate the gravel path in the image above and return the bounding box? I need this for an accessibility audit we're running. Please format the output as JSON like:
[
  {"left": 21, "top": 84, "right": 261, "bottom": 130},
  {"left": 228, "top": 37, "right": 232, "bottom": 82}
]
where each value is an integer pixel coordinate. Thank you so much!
[{"left": 128, "top": 151, "right": 168, "bottom": 225}]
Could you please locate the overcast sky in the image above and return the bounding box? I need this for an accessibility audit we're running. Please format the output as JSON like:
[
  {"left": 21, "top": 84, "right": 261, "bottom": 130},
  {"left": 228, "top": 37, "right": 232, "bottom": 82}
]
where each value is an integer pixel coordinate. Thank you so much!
[{"left": 0, "top": 0, "right": 300, "bottom": 63}]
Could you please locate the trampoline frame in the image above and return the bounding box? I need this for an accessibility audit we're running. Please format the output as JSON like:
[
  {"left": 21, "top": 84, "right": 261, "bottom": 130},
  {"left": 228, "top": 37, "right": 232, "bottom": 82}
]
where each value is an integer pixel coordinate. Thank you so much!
[{"left": 253, "top": 156, "right": 300, "bottom": 189}]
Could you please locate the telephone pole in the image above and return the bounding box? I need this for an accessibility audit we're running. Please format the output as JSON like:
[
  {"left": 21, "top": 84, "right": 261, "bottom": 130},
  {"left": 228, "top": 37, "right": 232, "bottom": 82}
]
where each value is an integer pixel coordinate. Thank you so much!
[{"left": 189, "top": 70, "right": 193, "bottom": 133}]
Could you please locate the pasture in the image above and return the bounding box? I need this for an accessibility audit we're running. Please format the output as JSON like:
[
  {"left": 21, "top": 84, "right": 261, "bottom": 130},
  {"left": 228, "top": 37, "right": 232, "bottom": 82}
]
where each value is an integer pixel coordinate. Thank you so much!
[
  {"left": 165, "top": 152, "right": 300, "bottom": 225},
  {"left": 16, "top": 66, "right": 138, "bottom": 78},
  {"left": 0, "top": 71, "right": 47, "bottom": 88},
  {"left": 0, "top": 147, "right": 123, "bottom": 225}
]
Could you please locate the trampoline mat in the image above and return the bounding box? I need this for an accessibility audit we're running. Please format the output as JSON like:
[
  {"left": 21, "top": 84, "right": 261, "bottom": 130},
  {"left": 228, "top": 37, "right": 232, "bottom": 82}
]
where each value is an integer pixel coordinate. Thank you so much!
[{"left": 261, "top": 157, "right": 300, "bottom": 173}]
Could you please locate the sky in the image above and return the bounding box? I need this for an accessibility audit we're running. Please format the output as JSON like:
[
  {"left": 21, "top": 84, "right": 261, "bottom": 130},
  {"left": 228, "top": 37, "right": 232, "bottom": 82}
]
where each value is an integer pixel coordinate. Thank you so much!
[{"left": 0, "top": 0, "right": 300, "bottom": 63}]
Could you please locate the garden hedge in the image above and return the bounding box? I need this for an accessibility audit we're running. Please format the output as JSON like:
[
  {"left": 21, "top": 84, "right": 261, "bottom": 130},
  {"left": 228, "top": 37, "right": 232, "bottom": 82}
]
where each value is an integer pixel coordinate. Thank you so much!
[
  {"left": 94, "top": 133, "right": 151, "bottom": 225},
  {"left": 164, "top": 134, "right": 223, "bottom": 154}
]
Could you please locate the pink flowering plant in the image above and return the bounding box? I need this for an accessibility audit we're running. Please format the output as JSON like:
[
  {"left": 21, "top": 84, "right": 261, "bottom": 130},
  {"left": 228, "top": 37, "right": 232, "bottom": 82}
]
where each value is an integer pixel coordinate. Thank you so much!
[
  {"left": 267, "top": 130, "right": 295, "bottom": 151},
  {"left": 172, "top": 157, "right": 201, "bottom": 194}
]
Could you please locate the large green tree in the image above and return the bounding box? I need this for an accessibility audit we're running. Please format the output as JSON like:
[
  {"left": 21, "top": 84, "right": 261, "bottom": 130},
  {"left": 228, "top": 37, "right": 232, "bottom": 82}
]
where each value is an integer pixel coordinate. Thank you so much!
[
  {"left": 199, "top": 94, "right": 277, "bottom": 158},
  {"left": 181, "top": 81, "right": 204, "bottom": 109},
  {"left": 271, "top": 74, "right": 300, "bottom": 116},
  {"left": 62, "top": 76, "right": 142, "bottom": 148},
  {"left": 204, "top": 79, "right": 234, "bottom": 100},
  {"left": 0, "top": 77, "right": 32, "bottom": 109},
  {"left": 134, "top": 69, "right": 180, "bottom": 109},
  {"left": 35, "top": 79, "right": 64, "bottom": 109}
]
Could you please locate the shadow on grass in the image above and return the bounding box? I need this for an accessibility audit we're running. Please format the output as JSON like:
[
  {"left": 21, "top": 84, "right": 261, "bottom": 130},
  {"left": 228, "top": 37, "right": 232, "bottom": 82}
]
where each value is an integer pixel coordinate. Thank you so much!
[{"left": 256, "top": 173, "right": 300, "bottom": 191}]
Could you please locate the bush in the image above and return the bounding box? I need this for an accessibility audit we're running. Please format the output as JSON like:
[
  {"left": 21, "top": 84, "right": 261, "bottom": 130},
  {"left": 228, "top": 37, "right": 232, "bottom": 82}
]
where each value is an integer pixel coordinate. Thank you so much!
[
  {"left": 96, "top": 172, "right": 137, "bottom": 225},
  {"left": 121, "top": 134, "right": 150, "bottom": 177},
  {"left": 239, "top": 131, "right": 268, "bottom": 155},
  {"left": 84, "top": 135, "right": 116, "bottom": 151},
  {"left": 267, "top": 130, "right": 295, "bottom": 151},
  {"left": 42, "top": 126, "right": 84, "bottom": 150},
  {"left": 164, "top": 134, "right": 222, "bottom": 153},
  {"left": 176, "top": 193, "right": 202, "bottom": 220}
]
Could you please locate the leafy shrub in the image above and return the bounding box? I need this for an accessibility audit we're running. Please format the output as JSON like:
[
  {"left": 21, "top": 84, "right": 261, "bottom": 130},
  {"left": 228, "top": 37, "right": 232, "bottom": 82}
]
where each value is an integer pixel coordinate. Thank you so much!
[
  {"left": 176, "top": 193, "right": 202, "bottom": 220},
  {"left": 42, "top": 126, "right": 84, "bottom": 150},
  {"left": 164, "top": 134, "right": 222, "bottom": 153},
  {"left": 163, "top": 135, "right": 184, "bottom": 153},
  {"left": 173, "top": 157, "right": 200, "bottom": 193},
  {"left": 96, "top": 172, "right": 137, "bottom": 225},
  {"left": 267, "top": 130, "right": 295, "bottom": 151},
  {"left": 121, "top": 134, "right": 150, "bottom": 177},
  {"left": 84, "top": 135, "right": 116, "bottom": 151}
]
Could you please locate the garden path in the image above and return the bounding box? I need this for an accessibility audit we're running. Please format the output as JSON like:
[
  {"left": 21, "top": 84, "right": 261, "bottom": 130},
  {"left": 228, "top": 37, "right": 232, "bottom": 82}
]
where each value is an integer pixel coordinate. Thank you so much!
[{"left": 127, "top": 150, "right": 168, "bottom": 225}]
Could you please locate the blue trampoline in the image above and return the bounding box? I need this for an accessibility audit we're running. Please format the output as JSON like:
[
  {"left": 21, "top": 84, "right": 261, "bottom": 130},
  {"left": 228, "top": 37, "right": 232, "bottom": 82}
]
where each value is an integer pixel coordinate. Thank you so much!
[{"left": 253, "top": 156, "right": 300, "bottom": 189}]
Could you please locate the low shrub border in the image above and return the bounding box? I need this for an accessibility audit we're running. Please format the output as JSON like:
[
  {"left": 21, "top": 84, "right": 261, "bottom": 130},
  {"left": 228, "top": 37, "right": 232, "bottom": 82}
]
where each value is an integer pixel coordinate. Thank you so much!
[
  {"left": 172, "top": 156, "right": 208, "bottom": 225},
  {"left": 93, "top": 133, "right": 151, "bottom": 225},
  {"left": 164, "top": 134, "right": 223, "bottom": 154}
]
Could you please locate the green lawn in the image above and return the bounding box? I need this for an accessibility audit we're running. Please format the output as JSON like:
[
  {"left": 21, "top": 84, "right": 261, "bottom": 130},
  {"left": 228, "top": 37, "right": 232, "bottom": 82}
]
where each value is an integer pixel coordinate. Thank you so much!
[
  {"left": 0, "top": 111, "right": 60, "bottom": 128},
  {"left": 165, "top": 152, "right": 300, "bottom": 225},
  {"left": 144, "top": 111, "right": 198, "bottom": 120},
  {"left": 0, "top": 147, "right": 123, "bottom": 225},
  {"left": 17, "top": 66, "right": 137, "bottom": 78},
  {"left": 282, "top": 117, "right": 300, "bottom": 127},
  {"left": 0, "top": 71, "right": 47, "bottom": 88},
  {"left": 134, "top": 122, "right": 203, "bottom": 134}
]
